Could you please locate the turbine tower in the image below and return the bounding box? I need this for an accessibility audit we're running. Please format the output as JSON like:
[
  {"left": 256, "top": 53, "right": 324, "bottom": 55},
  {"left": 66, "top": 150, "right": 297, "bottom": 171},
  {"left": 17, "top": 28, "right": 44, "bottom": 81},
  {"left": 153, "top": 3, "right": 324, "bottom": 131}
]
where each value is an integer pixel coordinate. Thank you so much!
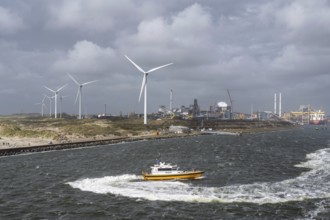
[
  {"left": 170, "top": 89, "right": 173, "bottom": 113},
  {"left": 44, "top": 85, "right": 67, "bottom": 118},
  {"left": 67, "top": 73, "right": 97, "bottom": 120},
  {"left": 59, "top": 95, "right": 69, "bottom": 118},
  {"left": 125, "top": 55, "right": 173, "bottom": 125}
]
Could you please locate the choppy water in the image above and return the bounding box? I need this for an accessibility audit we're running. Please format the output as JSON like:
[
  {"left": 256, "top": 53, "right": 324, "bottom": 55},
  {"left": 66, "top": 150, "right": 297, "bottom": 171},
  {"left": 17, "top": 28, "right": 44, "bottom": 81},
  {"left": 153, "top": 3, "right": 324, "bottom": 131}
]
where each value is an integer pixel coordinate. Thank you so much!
[{"left": 1, "top": 125, "right": 330, "bottom": 219}]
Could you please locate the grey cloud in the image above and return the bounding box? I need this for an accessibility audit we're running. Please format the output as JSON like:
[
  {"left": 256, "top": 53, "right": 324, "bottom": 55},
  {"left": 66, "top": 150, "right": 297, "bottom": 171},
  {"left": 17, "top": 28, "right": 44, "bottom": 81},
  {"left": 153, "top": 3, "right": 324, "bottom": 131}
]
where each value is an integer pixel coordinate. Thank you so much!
[
  {"left": 0, "top": 0, "right": 329, "bottom": 115},
  {"left": 47, "top": 0, "right": 136, "bottom": 32},
  {"left": 52, "top": 40, "right": 117, "bottom": 74},
  {"left": 0, "top": 6, "right": 25, "bottom": 34}
]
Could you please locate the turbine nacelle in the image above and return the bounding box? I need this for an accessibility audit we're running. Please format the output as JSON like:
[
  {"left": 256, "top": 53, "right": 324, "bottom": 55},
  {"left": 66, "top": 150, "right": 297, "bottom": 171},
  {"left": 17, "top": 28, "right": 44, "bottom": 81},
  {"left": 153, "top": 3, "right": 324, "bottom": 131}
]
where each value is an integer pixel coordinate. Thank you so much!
[{"left": 44, "top": 84, "right": 67, "bottom": 94}]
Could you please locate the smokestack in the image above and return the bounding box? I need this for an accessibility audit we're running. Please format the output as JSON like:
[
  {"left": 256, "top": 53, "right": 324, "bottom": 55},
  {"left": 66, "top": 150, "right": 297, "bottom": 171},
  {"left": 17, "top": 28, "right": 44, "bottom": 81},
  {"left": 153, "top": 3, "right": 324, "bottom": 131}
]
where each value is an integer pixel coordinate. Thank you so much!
[
  {"left": 170, "top": 89, "right": 173, "bottom": 112},
  {"left": 274, "top": 93, "right": 277, "bottom": 115},
  {"left": 279, "top": 92, "right": 282, "bottom": 117}
]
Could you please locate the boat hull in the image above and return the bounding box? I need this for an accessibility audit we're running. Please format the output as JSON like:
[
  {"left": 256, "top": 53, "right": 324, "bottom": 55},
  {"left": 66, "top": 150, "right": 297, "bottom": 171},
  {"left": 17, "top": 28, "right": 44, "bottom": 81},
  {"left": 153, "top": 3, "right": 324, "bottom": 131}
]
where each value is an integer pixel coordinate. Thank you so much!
[
  {"left": 309, "top": 120, "right": 326, "bottom": 125},
  {"left": 142, "top": 171, "right": 204, "bottom": 181}
]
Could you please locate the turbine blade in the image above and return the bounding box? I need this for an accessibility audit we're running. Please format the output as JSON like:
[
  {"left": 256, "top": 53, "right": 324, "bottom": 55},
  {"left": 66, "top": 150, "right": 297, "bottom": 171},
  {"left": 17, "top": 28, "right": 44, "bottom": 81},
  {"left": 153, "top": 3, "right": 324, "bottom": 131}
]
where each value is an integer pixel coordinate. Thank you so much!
[
  {"left": 75, "top": 89, "right": 80, "bottom": 104},
  {"left": 139, "top": 74, "right": 146, "bottom": 102},
  {"left": 125, "top": 55, "right": 146, "bottom": 73},
  {"left": 147, "top": 63, "right": 173, "bottom": 73},
  {"left": 67, "top": 73, "right": 80, "bottom": 85},
  {"left": 56, "top": 84, "right": 67, "bottom": 92},
  {"left": 44, "top": 86, "right": 55, "bottom": 93},
  {"left": 82, "top": 80, "right": 98, "bottom": 86},
  {"left": 44, "top": 94, "right": 54, "bottom": 100}
]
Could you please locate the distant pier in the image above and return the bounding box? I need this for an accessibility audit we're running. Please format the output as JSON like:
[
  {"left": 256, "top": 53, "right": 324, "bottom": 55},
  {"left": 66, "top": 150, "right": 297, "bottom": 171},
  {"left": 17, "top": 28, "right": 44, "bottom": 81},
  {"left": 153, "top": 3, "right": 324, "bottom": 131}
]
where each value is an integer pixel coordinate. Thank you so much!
[{"left": 201, "top": 130, "right": 242, "bottom": 136}]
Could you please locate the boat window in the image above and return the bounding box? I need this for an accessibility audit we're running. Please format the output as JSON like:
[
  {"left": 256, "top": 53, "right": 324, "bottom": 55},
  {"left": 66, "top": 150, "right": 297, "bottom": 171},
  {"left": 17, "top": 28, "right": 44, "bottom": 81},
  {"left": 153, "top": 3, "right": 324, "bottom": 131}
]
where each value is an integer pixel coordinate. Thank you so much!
[{"left": 158, "top": 168, "right": 175, "bottom": 171}]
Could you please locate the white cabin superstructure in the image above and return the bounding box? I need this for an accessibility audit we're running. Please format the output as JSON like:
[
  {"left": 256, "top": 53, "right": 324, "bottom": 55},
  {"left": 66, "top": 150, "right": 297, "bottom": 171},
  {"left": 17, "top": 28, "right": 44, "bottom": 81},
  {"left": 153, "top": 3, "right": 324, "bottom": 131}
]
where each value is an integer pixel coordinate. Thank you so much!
[
  {"left": 150, "top": 162, "right": 181, "bottom": 174},
  {"left": 143, "top": 161, "right": 204, "bottom": 181}
]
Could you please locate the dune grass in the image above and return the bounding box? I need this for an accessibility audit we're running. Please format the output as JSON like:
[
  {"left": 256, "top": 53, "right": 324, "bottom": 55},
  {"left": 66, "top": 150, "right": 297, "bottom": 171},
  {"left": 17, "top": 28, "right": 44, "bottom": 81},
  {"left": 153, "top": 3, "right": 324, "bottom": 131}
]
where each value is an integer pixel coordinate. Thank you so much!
[
  {"left": 0, "top": 115, "right": 295, "bottom": 140},
  {"left": 0, "top": 124, "right": 56, "bottom": 138}
]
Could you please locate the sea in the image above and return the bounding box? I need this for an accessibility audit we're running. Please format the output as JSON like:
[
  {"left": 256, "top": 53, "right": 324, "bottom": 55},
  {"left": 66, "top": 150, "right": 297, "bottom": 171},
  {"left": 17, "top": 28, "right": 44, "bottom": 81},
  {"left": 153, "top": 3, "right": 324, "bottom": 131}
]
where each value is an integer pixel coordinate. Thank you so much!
[{"left": 1, "top": 125, "right": 330, "bottom": 219}]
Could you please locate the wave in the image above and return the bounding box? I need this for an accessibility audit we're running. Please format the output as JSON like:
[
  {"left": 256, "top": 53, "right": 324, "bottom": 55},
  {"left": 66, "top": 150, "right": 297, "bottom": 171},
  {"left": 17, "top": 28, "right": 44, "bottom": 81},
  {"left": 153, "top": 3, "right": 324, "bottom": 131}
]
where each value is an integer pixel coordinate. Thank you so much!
[{"left": 67, "top": 148, "right": 330, "bottom": 204}]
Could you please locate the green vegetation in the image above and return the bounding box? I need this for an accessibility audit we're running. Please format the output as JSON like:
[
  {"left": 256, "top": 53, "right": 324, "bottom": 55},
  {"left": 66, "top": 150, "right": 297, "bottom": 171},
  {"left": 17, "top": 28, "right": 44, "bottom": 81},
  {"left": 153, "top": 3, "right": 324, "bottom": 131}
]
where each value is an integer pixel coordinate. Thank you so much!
[
  {"left": 63, "top": 124, "right": 122, "bottom": 137},
  {"left": 0, "top": 116, "right": 164, "bottom": 139},
  {"left": 0, "top": 124, "right": 56, "bottom": 138},
  {"left": 0, "top": 115, "right": 295, "bottom": 140}
]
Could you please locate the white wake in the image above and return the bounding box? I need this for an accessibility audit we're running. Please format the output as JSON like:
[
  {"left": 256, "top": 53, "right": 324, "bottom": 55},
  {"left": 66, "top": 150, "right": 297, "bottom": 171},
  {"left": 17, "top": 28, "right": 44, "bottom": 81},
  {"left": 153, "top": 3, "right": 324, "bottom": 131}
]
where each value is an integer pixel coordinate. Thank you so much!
[{"left": 67, "top": 148, "right": 330, "bottom": 204}]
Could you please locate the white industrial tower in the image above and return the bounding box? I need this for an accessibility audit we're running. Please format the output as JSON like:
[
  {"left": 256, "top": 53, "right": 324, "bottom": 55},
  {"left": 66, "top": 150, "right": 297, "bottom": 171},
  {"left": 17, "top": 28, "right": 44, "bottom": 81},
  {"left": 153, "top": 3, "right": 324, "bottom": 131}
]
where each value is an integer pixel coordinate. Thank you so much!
[
  {"left": 274, "top": 92, "right": 282, "bottom": 117},
  {"left": 274, "top": 93, "right": 277, "bottom": 115},
  {"left": 279, "top": 92, "right": 282, "bottom": 117}
]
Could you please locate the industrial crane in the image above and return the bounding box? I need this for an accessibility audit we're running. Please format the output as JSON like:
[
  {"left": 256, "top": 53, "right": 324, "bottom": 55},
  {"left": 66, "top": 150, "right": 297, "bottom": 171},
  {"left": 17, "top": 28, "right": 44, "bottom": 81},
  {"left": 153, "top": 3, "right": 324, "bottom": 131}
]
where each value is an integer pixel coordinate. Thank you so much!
[{"left": 227, "top": 89, "right": 233, "bottom": 120}]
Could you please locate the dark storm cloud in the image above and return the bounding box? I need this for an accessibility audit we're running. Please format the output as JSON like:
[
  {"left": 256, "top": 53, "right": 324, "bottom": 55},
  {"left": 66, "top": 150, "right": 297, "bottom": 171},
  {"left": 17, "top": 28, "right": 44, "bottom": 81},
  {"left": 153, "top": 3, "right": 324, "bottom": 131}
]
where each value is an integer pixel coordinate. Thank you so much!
[{"left": 0, "top": 0, "right": 329, "bottom": 115}]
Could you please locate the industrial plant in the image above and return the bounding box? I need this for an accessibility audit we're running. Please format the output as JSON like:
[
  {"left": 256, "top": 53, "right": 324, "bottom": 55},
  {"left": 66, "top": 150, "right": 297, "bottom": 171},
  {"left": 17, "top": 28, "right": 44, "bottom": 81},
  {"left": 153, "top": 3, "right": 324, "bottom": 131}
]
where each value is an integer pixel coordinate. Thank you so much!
[{"left": 156, "top": 91, "right": 327, "bottom": 125}]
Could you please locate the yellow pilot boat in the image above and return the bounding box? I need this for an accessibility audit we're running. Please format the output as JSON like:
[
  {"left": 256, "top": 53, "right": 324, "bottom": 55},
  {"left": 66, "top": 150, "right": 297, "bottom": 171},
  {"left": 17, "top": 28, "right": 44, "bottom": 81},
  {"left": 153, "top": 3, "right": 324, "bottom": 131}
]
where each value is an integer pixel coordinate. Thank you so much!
[{"left": 142, "top": 161, "right": 204, "bottom": 181}]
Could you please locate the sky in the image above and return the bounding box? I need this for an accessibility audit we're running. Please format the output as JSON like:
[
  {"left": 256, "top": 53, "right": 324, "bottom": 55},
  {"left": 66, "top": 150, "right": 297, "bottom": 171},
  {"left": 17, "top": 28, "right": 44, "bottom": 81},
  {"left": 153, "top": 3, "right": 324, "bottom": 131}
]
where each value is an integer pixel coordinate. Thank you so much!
[{"left": 0, "top": 0, "right": 329, "bottom": 116}]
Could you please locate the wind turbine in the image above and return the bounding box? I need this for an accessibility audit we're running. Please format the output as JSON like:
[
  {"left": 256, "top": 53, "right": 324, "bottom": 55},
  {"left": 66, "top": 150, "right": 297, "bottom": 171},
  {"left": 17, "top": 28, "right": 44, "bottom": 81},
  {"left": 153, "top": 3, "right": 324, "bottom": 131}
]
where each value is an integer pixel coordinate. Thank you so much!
[
  {"left": 44, "top": 84, "right": 67, "bottom": 118},
  {"left": 35, "top": 96, "right": 47, "bottom": 117},
  {"left": 67, "top": 73, "right": 98, "bottom": 119},
  {"left": 125, "top": 55, "right": 173, "bottom": 125},
  {"left": 44, "top": 95, "right": 53, "bottom": 117}
]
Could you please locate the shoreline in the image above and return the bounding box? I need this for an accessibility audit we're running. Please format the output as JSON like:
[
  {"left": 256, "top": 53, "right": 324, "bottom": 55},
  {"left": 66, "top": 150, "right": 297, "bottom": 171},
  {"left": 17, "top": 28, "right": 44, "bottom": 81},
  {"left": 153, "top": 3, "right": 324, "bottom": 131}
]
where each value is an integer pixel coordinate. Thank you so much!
[
  {"left": 0, "top": 126, "right": 299, "bottom": 157},
  {"left": 0, "top": 132, "right": 204, "bottom": 157}
]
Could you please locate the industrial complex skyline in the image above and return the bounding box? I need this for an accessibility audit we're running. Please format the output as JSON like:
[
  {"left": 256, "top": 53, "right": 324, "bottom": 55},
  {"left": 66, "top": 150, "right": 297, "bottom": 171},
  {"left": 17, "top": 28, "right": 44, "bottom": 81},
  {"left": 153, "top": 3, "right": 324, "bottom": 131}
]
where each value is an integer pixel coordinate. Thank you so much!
[{"left": 0, "top": 1, "right": 329, "bottom": 116}]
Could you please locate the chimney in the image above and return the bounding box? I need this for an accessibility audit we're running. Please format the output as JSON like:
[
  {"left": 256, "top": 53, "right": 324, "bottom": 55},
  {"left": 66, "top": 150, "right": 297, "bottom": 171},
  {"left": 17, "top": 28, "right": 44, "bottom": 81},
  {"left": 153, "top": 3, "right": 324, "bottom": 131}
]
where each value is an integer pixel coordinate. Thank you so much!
[
  {"left": 279, "top": 92, "right": 282, "bottom": 117},
  {"left": 274, "top": 93, "right": 277, "bottom": 115}
]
